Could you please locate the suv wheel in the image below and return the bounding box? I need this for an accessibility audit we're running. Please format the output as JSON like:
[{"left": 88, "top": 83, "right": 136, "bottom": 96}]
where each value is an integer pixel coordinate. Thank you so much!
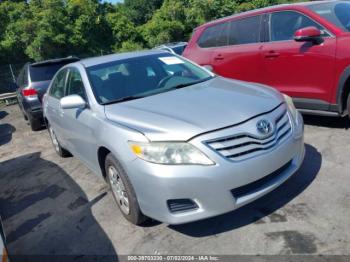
[
  {"left": 347, "top": 93, "right": 350, "bottom": 118},
  {"left": 29, "top": 118, "right": 42, "bottom": 131},
  {"left": 47, "top": 123, "right": 71, "bottom": 157},
  {"left": 105, "top": 153, "right": 147, "bottom": 225}
]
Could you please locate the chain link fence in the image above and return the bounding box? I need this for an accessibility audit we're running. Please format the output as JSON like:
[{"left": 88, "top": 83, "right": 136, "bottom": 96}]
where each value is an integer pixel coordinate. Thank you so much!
[{"left": 0, "top": 63, "right": 24, "bottom": 94}]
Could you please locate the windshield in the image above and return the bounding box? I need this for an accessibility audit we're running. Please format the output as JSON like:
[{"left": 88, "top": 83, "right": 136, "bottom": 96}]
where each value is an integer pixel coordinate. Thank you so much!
[
  {"left": 307, "top": 2, "right": 350, "bottom": 32},
  {"left": 86, "top": 54, "right": 213, "bottom": 104}
]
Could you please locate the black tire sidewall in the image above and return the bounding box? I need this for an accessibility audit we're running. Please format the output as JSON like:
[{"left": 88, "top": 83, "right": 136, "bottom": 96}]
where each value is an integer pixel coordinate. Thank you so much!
[
  {"left": 105, "top": 153, "right": 146, "bottom": 225},
  {"left": 29, "top": 117, "right": 41, "bottom": 131},
  {"left": 47, "top": 122, "right": 69, "bottom": 157}
]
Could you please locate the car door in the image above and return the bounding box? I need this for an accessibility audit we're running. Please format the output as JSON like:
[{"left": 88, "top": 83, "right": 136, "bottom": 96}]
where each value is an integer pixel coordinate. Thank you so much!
[
  {"left": 45, "top": 68, "right": 69, "bottom": 144},
  {"left": 262, "top": 10, "right": 336, "bottom": 105},
  {"left": 211, "top": 15, "right": 265, "bottom": 83},
  {"left": 60, "top": 67, "right": 97, "bottom": 170}
]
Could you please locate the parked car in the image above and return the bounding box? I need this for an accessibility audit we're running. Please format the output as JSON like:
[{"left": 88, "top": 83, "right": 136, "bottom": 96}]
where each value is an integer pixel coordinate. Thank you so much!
[
  {"left": 16, "top": 57, "right": 79, "bottom": 130},
  {"left": 43, "top": 50, "right": 304, "bottom": 225},
  {"left": 183, "top": 0, "right": 350, "bottom": 117},
  {"left": 154, "top": 42, "right": 188, "bottom": 55}
]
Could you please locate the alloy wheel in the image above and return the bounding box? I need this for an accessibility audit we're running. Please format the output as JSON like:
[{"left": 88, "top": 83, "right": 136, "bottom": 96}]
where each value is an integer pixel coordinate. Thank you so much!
[{"left": 108, "top": 165, "right": 130, "bottom": 215}]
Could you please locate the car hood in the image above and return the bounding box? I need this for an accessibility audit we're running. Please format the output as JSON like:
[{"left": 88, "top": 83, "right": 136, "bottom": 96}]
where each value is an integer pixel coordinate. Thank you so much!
[{"left": 104, "top": 77, "right": 283, "bottom": 141}]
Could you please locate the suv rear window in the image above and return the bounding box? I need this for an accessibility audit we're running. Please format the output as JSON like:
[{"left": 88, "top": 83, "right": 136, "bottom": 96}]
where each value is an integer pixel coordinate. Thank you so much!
[
  {"left": 29, "top": 62, "right": 69, "bottom": 82},
  {"left": 307, "top": 2, "right": 350, "bottom": 32},
  {"left": 197, "top": 22, "right": 229, "bottom": 48},
  {"left": 197, "top": 15, "right": 261, "bottom": 48}
]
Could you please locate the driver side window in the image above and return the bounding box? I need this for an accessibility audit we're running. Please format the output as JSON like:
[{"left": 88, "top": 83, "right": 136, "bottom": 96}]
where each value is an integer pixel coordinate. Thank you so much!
[
  {"left": 49, "top": 69, "right": 67, "bottom": 99},
  {"left": 270, "top": 11, "right": 329, "bottom": 42}
]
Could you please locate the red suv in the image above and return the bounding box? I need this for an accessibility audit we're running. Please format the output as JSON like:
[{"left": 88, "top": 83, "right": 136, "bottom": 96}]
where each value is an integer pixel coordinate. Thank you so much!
[{"left": 183, "top": 1, "right": 350, "bottom": 117}]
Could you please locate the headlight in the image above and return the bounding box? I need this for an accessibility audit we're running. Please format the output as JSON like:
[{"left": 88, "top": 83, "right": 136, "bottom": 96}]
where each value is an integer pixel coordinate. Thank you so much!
[
  {"left": 283, "top": 94, "right": 297, "bottom": 120},
  {"left": 128, "top": 142, "right": 215, "bottom": 165},
  {"left": 283, "top": 94, "right": 303, "bottom": 138}
]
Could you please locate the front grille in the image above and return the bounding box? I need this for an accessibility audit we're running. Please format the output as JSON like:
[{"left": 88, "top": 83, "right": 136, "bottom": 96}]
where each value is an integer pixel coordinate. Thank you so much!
[
  {"left": 167, "top": 199, "right": 198, "bottom": 214},
  {"left": 231, "top": 160, "right": 292, "bottom": 199},
  {"left": 205, "top": 110, "right": 291, "bottom": 161}
]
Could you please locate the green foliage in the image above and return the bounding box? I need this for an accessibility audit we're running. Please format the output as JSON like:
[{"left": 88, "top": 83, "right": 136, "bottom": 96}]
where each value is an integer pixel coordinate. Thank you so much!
[
  {"left": 0, "top": 0, "right": 297, "bottom": 64},
  {"left": 124, "top": 0, "right": 163, "bottom": 25}
]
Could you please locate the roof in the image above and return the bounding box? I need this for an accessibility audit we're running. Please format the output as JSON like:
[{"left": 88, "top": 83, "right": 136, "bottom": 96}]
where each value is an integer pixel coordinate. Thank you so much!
[
  {"left": 154, "top": 42, "right": 188, "bottom": 48},
  {"left": 31, "top": 56, "right": 80, "bottom": 67},
  {"left": 196, "top": 0, "right": 342, "bottom": 29},
  {"left": 79, "top": 50, "right": 167, "bottom": 68}
]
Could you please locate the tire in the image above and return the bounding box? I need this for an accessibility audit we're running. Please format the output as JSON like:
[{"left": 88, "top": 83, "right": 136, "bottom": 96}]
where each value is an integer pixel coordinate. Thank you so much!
[
  {"left": 105, "top": 153, "right": 147, "bottom": 225},
  {"left": 347, "top": 93, "right": 350, "bottom": 118},
  {"left": 29, "top": 118, "right": 42, "bottom": 131},
  {"left": 47, "top": 122, "right": 71, "bottom": 158}
]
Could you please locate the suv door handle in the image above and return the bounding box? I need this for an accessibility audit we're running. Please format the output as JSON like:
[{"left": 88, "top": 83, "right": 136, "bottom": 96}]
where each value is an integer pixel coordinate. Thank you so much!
[
  {"left": 214, "top": 54, "right": 224, "bottom": 61},
  {"left": 265, "top": 50, "right": 280, "bottom": 59}
]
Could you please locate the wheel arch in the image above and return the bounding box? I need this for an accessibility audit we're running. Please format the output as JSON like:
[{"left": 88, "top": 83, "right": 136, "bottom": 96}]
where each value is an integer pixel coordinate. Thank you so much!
[
  {"left": 97, "top": 146, "right": 111, "bottom": 180},
  {"left": 336, "top": 65, "right": 350, "bottom": 114}
]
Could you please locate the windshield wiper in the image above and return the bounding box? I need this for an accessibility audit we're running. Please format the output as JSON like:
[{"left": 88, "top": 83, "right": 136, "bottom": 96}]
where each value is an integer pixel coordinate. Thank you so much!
[
  {"left": 167, "top": 76, "right": 215, "bottom": 90},
  {"left": 101, "top": 95, "right": 144, "bottom": 105}
]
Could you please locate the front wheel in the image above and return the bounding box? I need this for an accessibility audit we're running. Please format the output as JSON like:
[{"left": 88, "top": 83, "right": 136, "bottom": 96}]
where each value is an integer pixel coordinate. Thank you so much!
[
  {"left": 105, "top": 153, "right": 147, "bottom": 225},
  {"left": 47, "top": 122, "right": 71, "bottom": 157},
  {"left": 347, "top": 93, "right": 350, "bottom": 118}
]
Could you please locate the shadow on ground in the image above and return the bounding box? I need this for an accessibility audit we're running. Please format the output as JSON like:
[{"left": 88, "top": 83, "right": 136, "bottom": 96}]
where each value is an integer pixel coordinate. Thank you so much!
[
  {"left": 303, "top": 114, "right": 350, "bottom": 129},
  {"left": 0, "top": 111, "right": 9, "bottom": 120},
  {"left": 0, "top": 123, "right": 16, "bottom": 146},
  {"left": 0, "top": 152, "right": 117, "bottom": 261},
  {"left": 170, "top": 144, "right": 321, "bottom": 237}
]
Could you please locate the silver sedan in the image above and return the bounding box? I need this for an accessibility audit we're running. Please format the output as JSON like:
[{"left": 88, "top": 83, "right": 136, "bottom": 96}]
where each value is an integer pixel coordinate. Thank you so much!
[{"left": 43, "top": 50, "right": 305, "bottom": 225}]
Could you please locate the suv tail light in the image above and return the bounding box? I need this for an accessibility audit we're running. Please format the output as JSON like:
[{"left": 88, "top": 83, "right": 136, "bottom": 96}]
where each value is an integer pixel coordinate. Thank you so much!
[{"left": 22, "top": 88, "right": 38, "bottom": 97}]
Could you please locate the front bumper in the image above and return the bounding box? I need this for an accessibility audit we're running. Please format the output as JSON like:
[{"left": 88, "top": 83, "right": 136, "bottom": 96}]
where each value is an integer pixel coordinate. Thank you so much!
[{"left": 126, "top": 108, "right": 305, "bottom": 224}]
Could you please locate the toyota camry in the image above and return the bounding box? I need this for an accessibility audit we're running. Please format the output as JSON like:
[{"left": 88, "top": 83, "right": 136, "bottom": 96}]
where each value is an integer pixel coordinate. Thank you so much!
[{"left": 43, "top": 50, "right": 305, "bottom": 225}]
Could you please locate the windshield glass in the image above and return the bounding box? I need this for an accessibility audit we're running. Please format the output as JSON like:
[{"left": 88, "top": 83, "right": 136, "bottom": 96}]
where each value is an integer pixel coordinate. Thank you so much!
[
  {"left": 86, "top": 54, "right": 213, "bottom": 104},
  {"left": 307, "top": 2, "right": 350, "bottom": 32}
]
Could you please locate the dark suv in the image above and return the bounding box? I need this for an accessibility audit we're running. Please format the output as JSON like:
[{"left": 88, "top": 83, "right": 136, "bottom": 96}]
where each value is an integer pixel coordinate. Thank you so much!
[
  {"left": 16, "top": 57, "right": 79, "bottom": 130},
  {"left": 183, "top": 0, "right": 350, "bottom": 117}
]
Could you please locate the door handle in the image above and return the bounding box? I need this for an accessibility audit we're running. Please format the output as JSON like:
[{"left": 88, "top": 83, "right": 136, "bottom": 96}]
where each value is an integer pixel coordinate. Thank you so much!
[
  {"left": 265, "top": 50, "right": 280, "bottom": 59},
  {"left": 214, "top": 54, "right": 224, "bottom": 61}
]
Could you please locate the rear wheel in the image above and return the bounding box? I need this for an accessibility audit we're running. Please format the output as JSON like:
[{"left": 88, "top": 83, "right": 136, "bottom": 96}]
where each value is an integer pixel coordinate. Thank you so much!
[
  {"left": 29, "top": 118, "right": 42, "bottom": 131},
  {"left": 105, "top": 153, "right": 147, "bottom": 225},
  {"left": 47, "top": 122, "right": 71, "bottom": 157}
]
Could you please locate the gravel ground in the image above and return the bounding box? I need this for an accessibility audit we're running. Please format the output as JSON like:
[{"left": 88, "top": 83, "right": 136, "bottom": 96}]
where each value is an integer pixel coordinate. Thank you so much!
[{"left": 0, "top": 105, "right": 350, "bottom": 260}]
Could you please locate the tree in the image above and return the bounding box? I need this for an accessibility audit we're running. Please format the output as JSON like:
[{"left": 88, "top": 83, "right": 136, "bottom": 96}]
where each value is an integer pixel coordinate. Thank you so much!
[
  {"left": 141, "top": 0, "right": 188, "bottom": 47},
  {"left": 124, "top": 0, "right": 163, "bottom": 25},
  {"left": 0, "top": 0, "right": 31, "bottom": 63},
  {"left": 106, "top": 8, "right": 142, "bottom": 52},
  {"left": 66, "top": 0, "right": 113, "bottom": 57},
  {"left": 25, "top": 0, "right": 70, "bottom": 61},
  {"left": 0, "top": 0, "right": 299, "bottom": 64}
]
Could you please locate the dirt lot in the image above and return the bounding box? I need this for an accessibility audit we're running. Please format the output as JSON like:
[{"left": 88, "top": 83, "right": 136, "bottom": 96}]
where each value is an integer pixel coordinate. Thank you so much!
[{"left": 1, "top": 105, "right": 350, "bottom": 259}]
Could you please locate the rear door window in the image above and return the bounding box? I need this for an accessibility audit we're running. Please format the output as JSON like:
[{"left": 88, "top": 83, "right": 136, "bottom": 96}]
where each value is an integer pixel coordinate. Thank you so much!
[
  {"left": 197, "top": 22, "right": 230, "bottom": 48},
  {"left": 49, "top": 69, "right": 68, "bottom": 99},
  {"left": 228, "top": 15, "right": 262, "bottom": 45}
]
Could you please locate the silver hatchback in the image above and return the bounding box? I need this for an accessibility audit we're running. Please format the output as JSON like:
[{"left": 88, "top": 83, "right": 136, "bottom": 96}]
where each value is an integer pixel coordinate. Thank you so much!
[{"left": 43, "top": 51, "right": 305, "bottom": 225}]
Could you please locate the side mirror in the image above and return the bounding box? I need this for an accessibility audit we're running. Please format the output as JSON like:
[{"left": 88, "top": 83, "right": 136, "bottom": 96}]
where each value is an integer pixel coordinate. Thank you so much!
[
  {"left": 60, "top": 95, "right": 86, "bottom": 110},
  {"left": 294, "top": 26, "right": 323, "bottom": 44}
]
